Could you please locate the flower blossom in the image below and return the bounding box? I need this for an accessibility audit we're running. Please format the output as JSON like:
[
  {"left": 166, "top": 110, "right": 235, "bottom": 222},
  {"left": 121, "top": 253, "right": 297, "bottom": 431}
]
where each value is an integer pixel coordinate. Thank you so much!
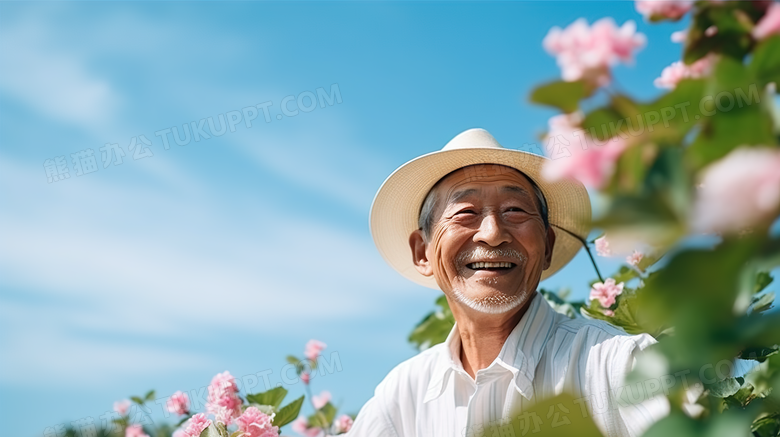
[
  {"left": 654, "top": 54, "right": 716, "bottom": 89},
  {"left": 206, "top": 371, "right": 242, "bottom": 426},
  {"left": 692, "top": 147, "right": 780, "bottom": 234},
  {"left": 636, "top": 1, "right": 693, "bottom": 21},
  {"left": 333, "top": 414, "right": 354, "bottom": 434},
  {"left": 626, "top": 250, "right": 643, "bottom": 267},
  {"left": 304, "top": 339, "right": 327, "bottom": 361},
  {"left": 181, "top": 413, "right": 212, "bottom": 437},
  {"left": 291, "top": 417, "right": 323, "bottom": 437},
  {"left": 301, "top": 372, "right": 311, "bottom": 385},
  {"left": 114, "top": 400, "right": 131, "bottom": 416},
  {"left": 753, "top": 2, "right": 780, "bottom": 41},
  {"left": 166, "top": 391, "right": 190, "bottom": 416},
  {"left": 312, "top": 391, "right": 331, "bottom": 410},
  {"left": 541, "top": 112, "right": 628, "bottom": 189},
  {"left": 236, "top": 407, "right": 279, "bottom": 437},
  {"left": 543, "top": 18, "right": 646, "bottom": 86},
  {"left": 671, "top": 29, "right": 687, "bottom": 43},
  {"left": 126, "top": 425, "right": 150, "bottom": 437},
  {"left": 595, "top": 235, "right": 611, "bottom": 257},
  {"left": 590, "top": 278, "right": 624, "bottom": 308}
]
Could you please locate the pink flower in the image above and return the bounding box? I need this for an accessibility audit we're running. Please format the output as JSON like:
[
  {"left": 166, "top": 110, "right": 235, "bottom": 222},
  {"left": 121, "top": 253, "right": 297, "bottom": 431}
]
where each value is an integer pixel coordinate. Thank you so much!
[
  {"left": 595, "top": 235, "right": 611, "bottom": 257},
  {"left": 692, "top": 147, "right": 780, "bottom": 233},
  {"left": 292, "top": 417, "right": 323, "bottom": 437},
  {"left": 704, "top": 25, "right": 718, "bottom": 37},
  {"left": 635, "top": 1, "right": 693, "bottom": 21},
  {"left": 125, "top": 425, "right": 149, "bottom": 437},
  {"left": 166, "top": 391, "right": 190, "bottom": 416},
  {"left": 542, "top": 118, "right": 627, "bottom": 189},
  {"left": 654, "top": 54, "right": 716, "bottom": 89},
  {"left": 301, "top": 372, "right": 311, "bottom": 385},
  {"left": 543, "top": 18, "right": 646, "bottom": 87},
  {"left": 182, "top": 413, "right": 213, "bottom": 437},
  {"left": 206, "top": 371, "right": 242, "bottom": 425},
  {"left": 304, "top": 339, "right": 327, "bottom": 361},
  {"left": 754, "top": 3, "right": 780, "bottom": 41},
  {"left": 312, "top": 391, "right": 331, "bottom": 410},
  {"left": 604, "top": 309, "right": 615, "bottom": 317},
  {"left": 236, "top": 407, "right": 279, "bottom": 437},
  {"left": 671, "top": 29, "right": 687, "bottom": 43},
  {"left": 590, "top": 278, "right": 624, "bottom": 308},
  {"left": 113, "top": 400, "right": 131, "bottom": 416},
  {"left": 333, "top": 414, "right": 354, "bottom": 434},
  {"left": 626, "top": 250, "right": 643, "bottom": 267}
]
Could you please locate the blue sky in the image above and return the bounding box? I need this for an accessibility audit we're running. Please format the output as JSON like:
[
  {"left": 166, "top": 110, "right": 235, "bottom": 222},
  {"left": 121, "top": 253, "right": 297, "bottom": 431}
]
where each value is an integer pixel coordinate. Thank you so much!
[{"left": 0, "top": 2, "right": 695, "bottom": 436}]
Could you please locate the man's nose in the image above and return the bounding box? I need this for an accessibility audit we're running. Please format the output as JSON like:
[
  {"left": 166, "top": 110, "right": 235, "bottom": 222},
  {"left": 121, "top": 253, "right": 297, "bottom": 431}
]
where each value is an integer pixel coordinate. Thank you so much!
[{"left": 473, "top": 212, "right": 512, "bottom": 246}]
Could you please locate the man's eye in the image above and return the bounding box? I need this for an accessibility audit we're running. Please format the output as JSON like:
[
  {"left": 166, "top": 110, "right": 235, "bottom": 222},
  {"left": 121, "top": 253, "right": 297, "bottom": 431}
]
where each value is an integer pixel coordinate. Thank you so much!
[
  {"left": 456, "top": 209, "right": 476, "bottom": 215},
  {"left": 507, "top": 207, "right": 525, "bottom": 213}
]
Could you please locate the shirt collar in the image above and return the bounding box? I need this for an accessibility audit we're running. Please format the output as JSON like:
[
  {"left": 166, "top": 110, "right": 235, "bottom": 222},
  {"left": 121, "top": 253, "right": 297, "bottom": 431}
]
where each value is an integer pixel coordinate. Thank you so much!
[{"left": 423, "top": 292, "right": 559, "bottom": 403}]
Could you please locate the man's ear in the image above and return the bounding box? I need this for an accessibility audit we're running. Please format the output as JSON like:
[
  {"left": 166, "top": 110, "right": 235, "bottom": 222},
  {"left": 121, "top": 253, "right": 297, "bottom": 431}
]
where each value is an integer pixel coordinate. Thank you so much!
[
  {"left": 543, "top": 226, "right": 556, "bottom": 270},
  {"left": 409, "top": 229, "right": 434, "bottom": 277}
]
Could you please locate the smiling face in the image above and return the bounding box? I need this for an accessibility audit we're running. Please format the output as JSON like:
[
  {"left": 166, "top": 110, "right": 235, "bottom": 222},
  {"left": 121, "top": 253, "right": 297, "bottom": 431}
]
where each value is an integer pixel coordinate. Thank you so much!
[{"left": 410, "top": 164, "right": 556, "bottom": 315}]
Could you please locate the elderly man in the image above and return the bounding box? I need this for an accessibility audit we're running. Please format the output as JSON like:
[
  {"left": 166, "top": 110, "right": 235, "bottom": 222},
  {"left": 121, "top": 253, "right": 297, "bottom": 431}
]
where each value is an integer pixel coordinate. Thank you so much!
[{"left": 347, "top": 129, "right": 667, "bottom": 437}]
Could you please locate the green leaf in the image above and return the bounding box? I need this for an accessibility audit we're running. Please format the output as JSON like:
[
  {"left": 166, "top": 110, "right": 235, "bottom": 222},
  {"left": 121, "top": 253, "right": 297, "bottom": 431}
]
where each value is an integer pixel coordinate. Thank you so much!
[
  {"left": 477, "top": 393, "right": 604, "bottom": 437},
  {"left": 739, "top": 346, "right": 779, "bottom": 362},
  {"left": 750, "top": 292, "right": 776, "bottom": 314},
  {"left": 749, "top": 35, "right": 780, "bottom": 88},
  {"left": 634, "top": 79, "right": 707, "bottom": 145},
  {"left": 581, "top": 108, "right": 624, "bottom": 142},
  {"left": 754, "top": 272, "right": 774, "bottom": 294},
  {"left": 687, "top": 58, "right": 776, "bottom": 168},
  {"left": 684, "top": 1, "right": 758, "bottom": 63},
  {"left": 130, "top": 396, "right": 145, "bottom": 405},
  {"left": 751, "top": 413, "right": 780, "bottom": 437},
  {"left": 272, "top": 395, "right": 304, "bottom": 429},
  {"left": 216, "top": 422, "right": 229, "bottom": 437},
  {"left": 308, "top": 402, "right": 337, "bottom": 428},
  {"left": 724, "top": 383, "right": 755, "bottom": 408},
  {"left": 642, "top": 412, "right": 700, "bottom": 437},
  {"left": 286, "top": 355, "right": 300, "bottom": 366},
  {"left": 246, "top": 386, "right": 288, "bottom": 409},
  {"left": 199, "top": 424, "right": 222, "bottom": 437},
  {"left": 409, "top": 295, "right": 454, "bottom": 350},
  {"left": 529, "top": 80, "right": 593, "bottom": 113},
  {"left": 706, "top": 377, "right": 742, "bottom": 398},
  {"left": 229, "top": 432, "right": 243, "bottom": 437},
  {"left": 144, "top": 390, "right": 156, "bottom": 401}
]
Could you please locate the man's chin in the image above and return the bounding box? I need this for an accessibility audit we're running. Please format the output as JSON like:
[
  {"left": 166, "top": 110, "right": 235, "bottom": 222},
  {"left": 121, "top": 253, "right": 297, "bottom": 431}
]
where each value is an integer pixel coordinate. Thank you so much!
[{"left": 449, "top": 285, "right": 529, "bottom": 315}]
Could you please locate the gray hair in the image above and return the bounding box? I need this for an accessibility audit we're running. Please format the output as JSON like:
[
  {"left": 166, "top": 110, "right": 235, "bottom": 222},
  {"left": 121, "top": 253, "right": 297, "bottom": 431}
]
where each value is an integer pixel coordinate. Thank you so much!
[{"left": 418, "top": 170, "right": 550, "bottom": 242}]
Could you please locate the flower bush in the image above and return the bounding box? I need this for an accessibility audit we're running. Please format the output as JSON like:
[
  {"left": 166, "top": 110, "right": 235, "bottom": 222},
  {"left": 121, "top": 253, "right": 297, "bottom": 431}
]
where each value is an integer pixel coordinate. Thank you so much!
[{"left": 64, "top": 340, "right": 353, "bottom": 437}]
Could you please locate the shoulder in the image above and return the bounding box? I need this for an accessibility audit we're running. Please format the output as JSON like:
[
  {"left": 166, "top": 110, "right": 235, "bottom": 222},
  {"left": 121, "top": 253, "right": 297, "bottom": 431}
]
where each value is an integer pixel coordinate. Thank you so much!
[
  {"left": 550, "top": 316, "right": 656, "bottom": 386},
  {"left": 555, "top": 315, "right": 656, "bottom": 352}
]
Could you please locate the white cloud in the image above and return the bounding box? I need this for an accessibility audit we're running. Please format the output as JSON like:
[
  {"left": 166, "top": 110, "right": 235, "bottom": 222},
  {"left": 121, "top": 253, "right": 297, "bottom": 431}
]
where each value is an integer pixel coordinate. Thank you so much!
[
  {"left": 0, "top": 154, "right": 415, "bottom": 336},
  {"left": 0, "top": 19, "right": 120, "bottom": 132},
  {"left": 0, "top": 300, "right": 217, "bottom": 386},
  {"left": 233, "top": 122, "right": 392, "bottom": 213}
]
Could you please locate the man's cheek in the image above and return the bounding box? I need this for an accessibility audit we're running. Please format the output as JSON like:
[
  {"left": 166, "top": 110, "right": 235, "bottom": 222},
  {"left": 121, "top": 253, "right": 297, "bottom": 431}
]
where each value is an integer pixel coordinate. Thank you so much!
[{"left": 430, "top": 225, "right": 454, "bottom": 291}]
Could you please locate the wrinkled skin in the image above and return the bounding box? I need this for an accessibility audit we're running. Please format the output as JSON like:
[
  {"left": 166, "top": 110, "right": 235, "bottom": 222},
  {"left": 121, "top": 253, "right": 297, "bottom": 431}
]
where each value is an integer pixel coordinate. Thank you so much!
[
  {"left": 410, "top": 164, "right": 555, "bottom": 312},
  {"left": 409, "top": 164, "right": 556, "bottom": 376}
]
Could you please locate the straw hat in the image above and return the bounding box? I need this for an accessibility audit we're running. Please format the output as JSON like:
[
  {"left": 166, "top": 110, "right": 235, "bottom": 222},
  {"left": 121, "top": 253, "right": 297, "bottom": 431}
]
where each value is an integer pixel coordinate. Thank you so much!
[{"left": 369, "top": 128, "right": 591, "bottom": 290}]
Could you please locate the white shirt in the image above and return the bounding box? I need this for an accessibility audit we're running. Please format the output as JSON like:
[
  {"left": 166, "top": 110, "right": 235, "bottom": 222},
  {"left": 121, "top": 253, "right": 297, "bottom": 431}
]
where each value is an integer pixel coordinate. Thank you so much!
[{"left": 347, "top": 292, "right": 668, "bottom": 437}]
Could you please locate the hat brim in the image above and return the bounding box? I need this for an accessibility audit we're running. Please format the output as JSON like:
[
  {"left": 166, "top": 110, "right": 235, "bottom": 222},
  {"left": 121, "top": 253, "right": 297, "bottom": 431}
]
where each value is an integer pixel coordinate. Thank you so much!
[{"left": 369, "top": 147, "right": 591, "bottom": 290}]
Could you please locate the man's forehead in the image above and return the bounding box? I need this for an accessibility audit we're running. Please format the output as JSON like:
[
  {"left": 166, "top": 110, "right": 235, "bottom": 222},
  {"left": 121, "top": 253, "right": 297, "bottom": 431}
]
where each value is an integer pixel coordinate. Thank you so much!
[{"left": 439, "top": 164, "right": 534, "bottom": 196}]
